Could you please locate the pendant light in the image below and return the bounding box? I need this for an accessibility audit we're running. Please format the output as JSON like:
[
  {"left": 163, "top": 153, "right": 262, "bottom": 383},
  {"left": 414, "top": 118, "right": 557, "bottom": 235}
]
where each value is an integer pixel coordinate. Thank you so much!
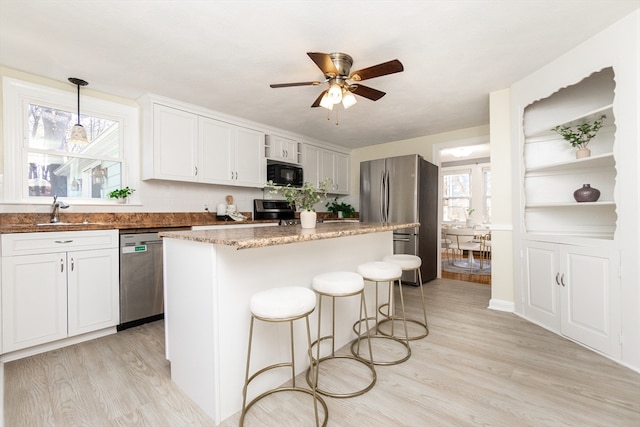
[{"left": 68, "top": 77, "right": 89, "bottom": 146}]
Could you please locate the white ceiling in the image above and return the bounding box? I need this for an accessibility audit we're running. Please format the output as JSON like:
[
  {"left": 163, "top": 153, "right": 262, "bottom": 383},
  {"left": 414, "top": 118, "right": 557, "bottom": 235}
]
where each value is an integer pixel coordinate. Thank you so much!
[{"left": 1, "top": 1, "right": 637, "bottom": 150}]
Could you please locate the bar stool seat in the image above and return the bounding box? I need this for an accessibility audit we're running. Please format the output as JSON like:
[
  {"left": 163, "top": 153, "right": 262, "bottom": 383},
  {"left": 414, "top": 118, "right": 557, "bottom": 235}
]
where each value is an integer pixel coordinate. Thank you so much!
[
  {"left": 241, "top": 286, "right": 328, "bottom": 427},
  {"left": 380, "top": 254, "right": 429, "bottom": 340},
  {"left": 306, "top": 271, "right": 376, "bottom": 398},
  {"left": 351, "top": 261, "right": 411, "bottom": 365}
]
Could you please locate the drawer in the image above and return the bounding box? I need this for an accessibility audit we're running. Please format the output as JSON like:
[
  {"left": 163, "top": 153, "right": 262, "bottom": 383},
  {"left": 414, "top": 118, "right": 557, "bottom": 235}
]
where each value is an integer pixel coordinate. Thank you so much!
[{"left": 1, "top": 230, "right": 118, "bottom": 256}]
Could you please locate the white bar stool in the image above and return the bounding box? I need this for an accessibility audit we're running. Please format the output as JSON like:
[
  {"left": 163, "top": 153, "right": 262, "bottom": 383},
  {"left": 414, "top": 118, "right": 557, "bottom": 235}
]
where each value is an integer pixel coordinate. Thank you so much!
[
  {"left": 379, "top": 254, "right": 429, "bottom": 340},
  {"left": 240, "top": 286, "right": 328, "bottom": 427},
  {"left": 306, "top": 271, "right": 377, "bottom": 398},
  {"left": 351, "top": 261, "right": 411, "bottom": 365}
]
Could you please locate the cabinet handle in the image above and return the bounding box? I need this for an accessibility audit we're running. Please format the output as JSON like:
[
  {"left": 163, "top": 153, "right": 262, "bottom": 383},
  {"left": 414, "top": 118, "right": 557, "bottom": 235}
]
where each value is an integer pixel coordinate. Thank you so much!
[
  {"left": 560, "top": 274, "right": 566, "bottom": 287},
  {"left": 194, "top": 166, "right": 198, "bottom": 176},
  {"left": 55, "top": 240, "right": 73, "bottom": 244},
  {"left": 60, "top": 258, "right": 64, "bottom": 272},
  {"left": 555, "top": 273, "right": 560, "bottom": 286},
  {"left": 71, "top": 258, "right": 74, "bottom": 271}
]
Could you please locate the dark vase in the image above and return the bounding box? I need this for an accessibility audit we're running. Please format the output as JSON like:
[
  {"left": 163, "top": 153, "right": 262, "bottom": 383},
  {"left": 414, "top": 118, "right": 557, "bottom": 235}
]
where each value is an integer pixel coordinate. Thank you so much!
[{"left": 573, "top": 184, "right": 600, "bottom": 203}]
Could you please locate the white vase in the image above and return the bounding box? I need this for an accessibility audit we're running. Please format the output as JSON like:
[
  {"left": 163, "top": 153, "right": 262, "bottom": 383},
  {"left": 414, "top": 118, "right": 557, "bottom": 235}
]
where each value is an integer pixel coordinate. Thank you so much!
[
  {"left": 300, "top": 210, "right": 317, "bottom": 229},
  {"left": 466, "top": 218, "right": 474, "bottom": 228},
  {"left": 576, "top": 148, "right": 591, "bottom": 159},
  {"left": 117, "top": 197, "right": 127, "bottom": 204}
]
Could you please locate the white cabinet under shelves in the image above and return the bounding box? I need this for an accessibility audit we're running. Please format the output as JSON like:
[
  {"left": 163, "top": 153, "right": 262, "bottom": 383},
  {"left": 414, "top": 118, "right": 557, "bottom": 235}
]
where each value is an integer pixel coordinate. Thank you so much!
[
  {"left": 141, "top": 96, "right": 265, "bottom": 188},
  {"left": 265, "top": 135, "right": 301, "bottom": 164},
  {"left": 522, "top": 240, "right": 620, "bottom": 357},
  {"left": 1, "top": 230, "right": 119, "bottom": 354}
]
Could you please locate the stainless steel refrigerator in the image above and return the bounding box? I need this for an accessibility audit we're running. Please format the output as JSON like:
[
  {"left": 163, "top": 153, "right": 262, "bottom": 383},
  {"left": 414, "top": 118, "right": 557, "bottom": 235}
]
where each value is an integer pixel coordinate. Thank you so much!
[{"left": 360, "top": 154, "right": 438, "bottom": 284}]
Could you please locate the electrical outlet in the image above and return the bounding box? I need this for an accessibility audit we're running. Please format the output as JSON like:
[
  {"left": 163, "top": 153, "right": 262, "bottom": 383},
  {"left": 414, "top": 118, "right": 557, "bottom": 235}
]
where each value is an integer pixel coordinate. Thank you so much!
[{"left": 204, "top": 203, "right": 209, "bottom": 211}]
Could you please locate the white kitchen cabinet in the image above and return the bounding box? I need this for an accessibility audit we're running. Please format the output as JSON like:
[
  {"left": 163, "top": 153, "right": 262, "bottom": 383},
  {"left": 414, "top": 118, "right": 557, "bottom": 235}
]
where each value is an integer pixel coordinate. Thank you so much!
[
  {"left": 1, "top": 230, "right": 119, "bottom": 354},
  {"left": 303, "top": 144, "right": 349, "bottom": 194},
  {"left": 522, "top": 240, "right": 620, "bottom": 356},
  {"left": 141, "top": 95, "right": 265, "bottom": 188},
  {"left": 200, "top": 117, "right": 265, "bottom": 187},
  {"left": 266, "top": 135, "right": 301, "bottom": 164}
]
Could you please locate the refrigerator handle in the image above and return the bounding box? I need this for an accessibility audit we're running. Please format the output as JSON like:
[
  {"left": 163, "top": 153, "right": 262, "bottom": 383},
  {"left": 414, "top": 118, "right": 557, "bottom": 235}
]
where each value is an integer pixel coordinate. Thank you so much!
[
  {"left": 379, "top": 170, "right": 386, "bottom": 221},
  {"left": 384, "top": 170, "right": 390, "bottom": 222}
]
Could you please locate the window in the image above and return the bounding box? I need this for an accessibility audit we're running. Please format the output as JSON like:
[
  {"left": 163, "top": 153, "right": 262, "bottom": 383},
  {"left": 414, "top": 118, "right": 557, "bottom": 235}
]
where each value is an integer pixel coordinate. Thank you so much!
[
  {"left": 3, "top": 77, "right": 138, "bottom": 203},
  {"left": 442, "top": 169, "right": 471, "bottom": 222}
]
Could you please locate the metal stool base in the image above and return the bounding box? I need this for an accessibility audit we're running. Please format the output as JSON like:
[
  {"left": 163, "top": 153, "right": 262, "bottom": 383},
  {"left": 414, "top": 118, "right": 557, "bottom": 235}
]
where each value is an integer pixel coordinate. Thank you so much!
[
  {"left": 377, "top": 302, "right": 429, "bottom": 340},
  {"left": 350, "top": 334, "right": 411, "bottom": 366},
  {"left": 306, "top": 354, "right": 376, "bottom": 398},
  {"left": 240, "top": 387, "right": 328, "bottom": 426}
]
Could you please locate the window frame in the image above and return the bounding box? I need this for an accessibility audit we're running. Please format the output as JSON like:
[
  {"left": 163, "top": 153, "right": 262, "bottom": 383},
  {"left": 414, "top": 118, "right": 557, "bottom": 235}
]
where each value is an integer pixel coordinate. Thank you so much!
[
  {"left": 2, "top": 77, "right": 139, "bottom": 205},
  {"left": 441, "top": 167, "right": 472, "bottom": 224}
]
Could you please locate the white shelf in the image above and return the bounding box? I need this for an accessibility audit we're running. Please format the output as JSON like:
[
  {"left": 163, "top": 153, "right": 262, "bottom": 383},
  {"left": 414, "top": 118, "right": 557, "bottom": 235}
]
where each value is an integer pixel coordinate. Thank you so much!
[
  {"left": 525, "top": 104, "right": 613, "bottom": 138},
  {"left": 526, "top": 200, "right": 615, "bottom": 208},
  {"left": 525, "top": 153, "right": 614, "bottom": 174}
]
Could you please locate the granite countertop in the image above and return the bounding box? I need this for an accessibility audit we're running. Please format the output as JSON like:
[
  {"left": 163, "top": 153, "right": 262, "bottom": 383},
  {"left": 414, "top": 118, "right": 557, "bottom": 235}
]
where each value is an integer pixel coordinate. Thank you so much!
[{"left": 159, "top": 222, "right": 419, "bottom": 249}]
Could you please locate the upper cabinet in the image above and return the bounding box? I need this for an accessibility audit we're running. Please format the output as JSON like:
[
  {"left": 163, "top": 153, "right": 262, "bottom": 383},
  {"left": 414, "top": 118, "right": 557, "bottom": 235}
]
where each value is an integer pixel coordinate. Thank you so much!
[
  {"left": 303, "top": 144, "right": 350, "bottom": 194},
  {"left": 265, "top": 135, "right": 301, "bottom": 164},
  {"left": 140, "top": 95, "right": 265, "bottom": 188}
]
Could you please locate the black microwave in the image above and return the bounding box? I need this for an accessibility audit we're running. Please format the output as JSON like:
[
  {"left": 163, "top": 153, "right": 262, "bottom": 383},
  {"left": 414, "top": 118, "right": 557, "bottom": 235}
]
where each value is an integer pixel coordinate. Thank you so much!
[{"left": 267, "top": 162, "right": 303, "bottom": 187}]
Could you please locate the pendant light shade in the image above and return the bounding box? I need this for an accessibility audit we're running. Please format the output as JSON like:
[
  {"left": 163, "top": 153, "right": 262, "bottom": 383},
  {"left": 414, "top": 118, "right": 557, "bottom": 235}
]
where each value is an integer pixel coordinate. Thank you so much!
[
  {"left": 341, "top": 89, "right": 357, "bottom": 109},
  {"left": 68, "top": 77, "right": 89, "bottom": 146}
]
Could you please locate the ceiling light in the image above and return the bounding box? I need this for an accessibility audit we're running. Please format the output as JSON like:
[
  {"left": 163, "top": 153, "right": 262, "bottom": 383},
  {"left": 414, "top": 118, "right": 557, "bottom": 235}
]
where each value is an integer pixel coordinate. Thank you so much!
[
  {"left": 327, "top": 82, "right": 342, "bottom": 104},
  {"left": 450, "top": 147, "right": 474, "bottom": 158},
  {"left": 68, "top": 77, "right": 89, "bottom": 146},
  {"left": 319, "top": 92, "right": 334, "bottom": 110},
  {"left": 341, "top": 89, "right": 357, "bottom": 109}
]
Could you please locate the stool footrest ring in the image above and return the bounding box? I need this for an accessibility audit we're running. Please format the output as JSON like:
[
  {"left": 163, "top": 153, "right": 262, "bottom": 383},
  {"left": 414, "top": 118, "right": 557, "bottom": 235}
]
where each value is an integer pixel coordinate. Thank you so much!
[
  {"left": 240, "top": 387, "right": 328, "bottom": 426},
  {"left": 377, "top": 318, "right": 429, "bottom": 341},
  {"left": 350, "top": 335, "right": 411, "bottom": 366},
  {"left": 306, "top": 355, "right": 376, "bottom": 398}
]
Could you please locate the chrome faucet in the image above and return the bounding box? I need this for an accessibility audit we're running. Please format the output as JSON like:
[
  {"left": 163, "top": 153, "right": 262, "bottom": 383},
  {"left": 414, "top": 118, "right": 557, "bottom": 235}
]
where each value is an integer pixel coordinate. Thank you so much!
[{"left": 50, "top": 195, "right": 70, "bottom": 223}]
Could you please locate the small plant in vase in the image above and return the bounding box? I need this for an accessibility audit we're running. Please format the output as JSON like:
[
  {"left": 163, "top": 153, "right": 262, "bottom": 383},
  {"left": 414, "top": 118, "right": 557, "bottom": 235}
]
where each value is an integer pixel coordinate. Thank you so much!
[
  {"left": 107, "top": 186, "right": 135, "bottom": 203},
  {"left": 266, "top": 178, "right": 332, "bottom": 228},
  {"left": 551, "top": 114, "right": 606, "bottom": 159},
  {"left": 465, "top": 207, "right": 475, "bottom": 227},
  {"left": 325, "top": 197, "right": 356, "bottom": 218}
]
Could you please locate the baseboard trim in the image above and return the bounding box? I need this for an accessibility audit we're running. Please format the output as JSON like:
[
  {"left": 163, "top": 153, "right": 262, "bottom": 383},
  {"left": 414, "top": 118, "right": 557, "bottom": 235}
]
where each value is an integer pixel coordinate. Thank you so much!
[{"left": 488, "top": 298, "right": 515, "bottom": 312}]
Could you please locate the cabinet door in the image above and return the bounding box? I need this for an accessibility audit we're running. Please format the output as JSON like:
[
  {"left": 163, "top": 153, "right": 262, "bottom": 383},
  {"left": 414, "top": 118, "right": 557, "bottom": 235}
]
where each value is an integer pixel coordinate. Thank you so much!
[
  {"left": 303, "top": 145, "right": 321, "bottom": 187},
  {"left": 320, "top": 150, "right": 334, "bottom": 185},
  {"left": 67, "top": 248, "right": 119, "bottom": 337},
  {"left": 200, "top": 116, "right": 234, "bottom": 184},
  {"left": 234, "top": 127, "right": 265, "bottom": 187},
  {"left": 522, "top": 241, "right": 560, "bottom": 332},
  {"left": 334, "top": 152, "right": 349, "bottom": 194},
  {"left": 1, "top": 253, "right": 67, "bottom": 352},
  {"left": 561, "top": 245, "right": 620, "bottom": 356},
  {"left": 153, "top": 104, "right": 198, "bottom": 181}
]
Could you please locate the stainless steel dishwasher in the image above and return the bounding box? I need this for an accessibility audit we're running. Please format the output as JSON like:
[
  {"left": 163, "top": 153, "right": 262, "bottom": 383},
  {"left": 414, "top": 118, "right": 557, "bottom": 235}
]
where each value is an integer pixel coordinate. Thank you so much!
[{"left": 118, "top": 231, "right": 164, "bottom": 330}]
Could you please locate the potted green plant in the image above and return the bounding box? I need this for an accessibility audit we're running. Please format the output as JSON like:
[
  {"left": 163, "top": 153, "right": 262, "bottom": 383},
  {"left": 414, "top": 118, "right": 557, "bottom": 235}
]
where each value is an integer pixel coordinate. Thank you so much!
[
  {"left": 325, "top": 197, "right": 356, "bottom": 218},
  {"left": 266, "top": 179, "right": 331, "bottom": 228},
  {"left": 107, "top": 186, "right": 135, "bottom": 203},
  {"left": 551, "top": 114, "right": 606, "bottom": 159}
]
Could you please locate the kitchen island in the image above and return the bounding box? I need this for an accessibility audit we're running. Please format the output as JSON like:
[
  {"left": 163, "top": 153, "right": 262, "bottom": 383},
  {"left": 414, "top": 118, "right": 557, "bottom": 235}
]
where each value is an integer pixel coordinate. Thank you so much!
[{"left": 160, "top": 221, "right": 418, "bottom": 425}]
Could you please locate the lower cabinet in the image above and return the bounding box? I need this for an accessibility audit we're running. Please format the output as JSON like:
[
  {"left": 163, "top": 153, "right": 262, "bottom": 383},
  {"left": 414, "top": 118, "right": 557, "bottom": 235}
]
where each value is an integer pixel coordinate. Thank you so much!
[
  {"left": 1, "top": 230, "right": 119, "bottom": 354},
  {"left": 522, "top": 240, "right": 620, "bottom": 357}
]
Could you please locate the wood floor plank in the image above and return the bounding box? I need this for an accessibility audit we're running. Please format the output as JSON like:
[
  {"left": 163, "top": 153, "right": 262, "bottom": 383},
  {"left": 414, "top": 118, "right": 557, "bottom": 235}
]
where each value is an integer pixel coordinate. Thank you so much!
[{"left": 4, "top": 278, "right": 639, "bottom": 426}]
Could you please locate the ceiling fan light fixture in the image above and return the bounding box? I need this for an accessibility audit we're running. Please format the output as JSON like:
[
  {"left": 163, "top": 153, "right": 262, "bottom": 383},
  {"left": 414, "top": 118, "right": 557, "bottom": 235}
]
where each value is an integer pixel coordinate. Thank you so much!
[
  {"left": 67, "top": 77, "right": 90, "bottom": 146},
  {"left": 327, "top": 82, "right": 342, "bottom": 104},
  {"left": 341, "top": 89, "right": 357, "bottom": 109},
  {"left": 319, "top": 92, "right": 334, "bottom": 110}
]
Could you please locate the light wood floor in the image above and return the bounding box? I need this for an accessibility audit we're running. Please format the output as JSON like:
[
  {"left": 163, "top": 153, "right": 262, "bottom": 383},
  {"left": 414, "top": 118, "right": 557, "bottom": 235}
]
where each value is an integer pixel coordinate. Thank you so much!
[{"left": 5, "top": 279, "right": 639, "bottom": 426}]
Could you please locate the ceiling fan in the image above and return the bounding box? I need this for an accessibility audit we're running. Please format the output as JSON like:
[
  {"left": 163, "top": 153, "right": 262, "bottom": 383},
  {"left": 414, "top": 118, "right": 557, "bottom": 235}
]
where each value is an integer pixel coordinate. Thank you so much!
[{"left": 270, "top": 52, "right": 404, "bottom": 110}]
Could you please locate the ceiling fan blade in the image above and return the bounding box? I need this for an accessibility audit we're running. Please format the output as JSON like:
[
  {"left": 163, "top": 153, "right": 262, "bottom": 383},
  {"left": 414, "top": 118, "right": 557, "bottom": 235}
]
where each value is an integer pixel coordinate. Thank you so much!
[
  {"left": 307, "top": 52, "right": 339, "bottom": 77},
  {"left": 349, "top": 59, "right": 404, "bottom": 81},
  {"left": 270, "top": 81, "right": 321, "bottom": 88},
  {"left": 311, "top": 89, "right": 328, "bottom": 108},
  {"left": 350, "top": 84, "right": 386, "bottom": 101}
]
